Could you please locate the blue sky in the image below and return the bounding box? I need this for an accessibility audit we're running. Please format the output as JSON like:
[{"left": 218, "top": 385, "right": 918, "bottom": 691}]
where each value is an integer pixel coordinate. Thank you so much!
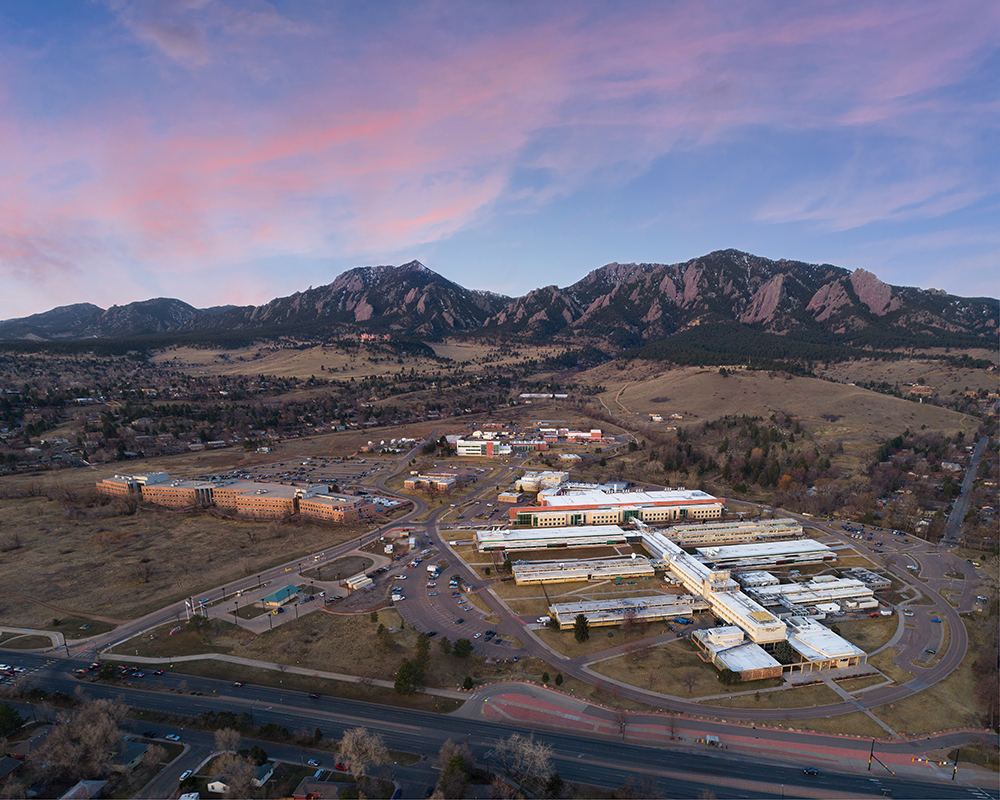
[{"left": 0, "top": 0, "right": 996, "bottom": 318}]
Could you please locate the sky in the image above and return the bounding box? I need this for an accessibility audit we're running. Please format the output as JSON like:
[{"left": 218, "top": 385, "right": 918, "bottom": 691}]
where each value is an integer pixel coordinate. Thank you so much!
[{"left": 0, "top": 0, "right": 997, "bottom": 319}]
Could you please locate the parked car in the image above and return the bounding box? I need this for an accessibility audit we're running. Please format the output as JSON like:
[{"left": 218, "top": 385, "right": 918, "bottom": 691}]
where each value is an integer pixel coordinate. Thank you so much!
[{"left": 165, "top": 734, "right": 181, "bottom": 741}]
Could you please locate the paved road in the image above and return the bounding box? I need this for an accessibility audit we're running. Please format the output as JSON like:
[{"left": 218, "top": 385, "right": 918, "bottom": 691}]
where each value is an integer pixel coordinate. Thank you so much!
[
  {"left": 5, "top": 655, "right": 996, "bottom": 800},
  {"left": 945, "top": 435, "right": 988, "bottom": 543}
]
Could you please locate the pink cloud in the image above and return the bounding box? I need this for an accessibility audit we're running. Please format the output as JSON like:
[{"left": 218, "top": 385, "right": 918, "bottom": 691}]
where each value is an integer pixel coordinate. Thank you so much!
[{"left": 0, "top": 0, "right": 993, "bottom": 315}]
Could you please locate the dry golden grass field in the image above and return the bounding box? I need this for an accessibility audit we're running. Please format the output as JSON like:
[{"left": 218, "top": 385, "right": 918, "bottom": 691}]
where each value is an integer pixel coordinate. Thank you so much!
[
  {"left": 815, "top": 357, "right": 997, "bottom": 396},
  {"left": 832, "top": 616, "right": 898, "bottom": 652},
  {"left": 588, "top": 638, "right": 776, "bottom": 699},
  {"left": 0, "top": 492, "right": 359, "bottom": 629},
  {"left": 583, "top": 361, "right": 979, "bottom": 457},
  {"left": 149, "top": 339, "right": 566, "bottom": 379}
]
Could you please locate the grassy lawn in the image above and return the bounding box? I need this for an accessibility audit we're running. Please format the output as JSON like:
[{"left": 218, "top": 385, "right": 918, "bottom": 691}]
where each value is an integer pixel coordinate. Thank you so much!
[
  {"left": 871, "top": 617, "right": 986, "bottom": 735},
  {"left": 948, "top": 744, "right": 999, "bottom": 773},
  {"left": 48, "top": 616, "right": 118, "bottom": 636},
  {"left": 707, "top": 682, "right": 841, "bottom": 709},
  {"left": 833, "top": 616, "right": 898, "bottom": 652},
  {"left": 0, "top": 634, "right": 55, "bottom": 649},
  {"left": 536, "top": 622, "right": 673, "bottom": 660},
  {"left": 109, "top": 619, "right": 242, "bottom": 657},
  {"left": 866, "top": 648, "right": 914, "bottom": 685},
  {"left": 833, "top": 674, "right": 885, "bottom": 693},
  {"left": 461, "top": 592, "right": 500, "bottom": 622},
  {"left": 0, "top": 491, "right": 363, "bottom": 628},
  {"left": 779, "top": 711, "right": 890, "bottom": 738},
  {"left": 589, "top": 639, "right": 758, "bottom": 699}
]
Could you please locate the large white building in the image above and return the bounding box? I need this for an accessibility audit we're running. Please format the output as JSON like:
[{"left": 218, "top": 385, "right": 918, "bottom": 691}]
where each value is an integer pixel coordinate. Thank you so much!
[
  {"left": 510, "top": 488, "right": 724, "bottom": 527},
  {"left": 695, "top": 539, "right": 835, "bottom": 570},
  {"left": 548, "top": 594, "right": 707, "bottom": 629},
  {"left": 668, "top": 518, "right": 802, "bottom": 546},
  {"left": 512, "top": 556, "right": 654, "bottom": 585},
  {"left": 475, "top": 525, "right": 630, "bottom": 552}
]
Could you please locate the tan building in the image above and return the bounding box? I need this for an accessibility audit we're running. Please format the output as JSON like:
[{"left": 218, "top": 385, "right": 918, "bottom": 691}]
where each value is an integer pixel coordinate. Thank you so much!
[
  {"left": 298, "top": 493, "right": 374, "bottom": 524},
  {"left": 140, "top": 479, "right": 215, "bottom": 508}
]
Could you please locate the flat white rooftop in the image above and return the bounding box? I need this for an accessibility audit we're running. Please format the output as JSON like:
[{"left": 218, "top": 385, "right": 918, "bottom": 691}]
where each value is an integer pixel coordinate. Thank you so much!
[
  {"left": 476, "top": 525, "right": 629, "bottom": 550},
  {"left": 787, "top": 618, "right": 866, "bottom": 661},
  {"left": 541, "top": 488, "right": 720, "bottom": 508},
  {"left": 696, "top": 539, "right": 833, "bottom": 560}
]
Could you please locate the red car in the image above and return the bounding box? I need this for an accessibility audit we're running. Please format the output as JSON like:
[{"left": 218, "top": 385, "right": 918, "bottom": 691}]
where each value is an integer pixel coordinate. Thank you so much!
[{"left": 335, "top": 763, "right": 347, "bottom": 771}]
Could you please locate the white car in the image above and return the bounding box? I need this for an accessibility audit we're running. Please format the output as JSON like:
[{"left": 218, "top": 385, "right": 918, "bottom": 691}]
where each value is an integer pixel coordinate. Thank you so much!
[
  {"left": 165, "top": 734, "right": 181, "bottom": 741},
  {"left": 179, "top": 770, "right": 192, "bottom": 781}
]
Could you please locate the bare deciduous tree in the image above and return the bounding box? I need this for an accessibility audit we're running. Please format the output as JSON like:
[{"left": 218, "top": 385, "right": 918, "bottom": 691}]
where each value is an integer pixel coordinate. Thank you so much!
[
  {"left": 613, "top": 708, "right": 628, "bottom": 740},
  {"left": 144, "top": 743, "right": 167, "bottom": 767},
  {"left": 491, "top": 733, "right": 552, "bottom": 794},
  {"left": 36, "top": 696, "right": 128, "bottom": 781},
  {"left": 338, "top": 726, "right": 387, "bottom": 780},
  {"left": 681, "top": 668, "right": 700, "bottom": 694},
  {"left": 214, "top": 727, "right": 241, "bottom": 768},
  {"left": 221, "top": 756, "right": 258, "bottom": 800}
]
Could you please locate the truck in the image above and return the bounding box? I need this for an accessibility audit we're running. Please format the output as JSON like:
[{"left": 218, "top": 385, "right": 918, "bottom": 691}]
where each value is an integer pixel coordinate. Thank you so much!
[
  {"left": 673, "top": 617, "right": 692, "bottom": 625},
  {"left": 427, "top": 564, "right": 441, "bottom": 578}
]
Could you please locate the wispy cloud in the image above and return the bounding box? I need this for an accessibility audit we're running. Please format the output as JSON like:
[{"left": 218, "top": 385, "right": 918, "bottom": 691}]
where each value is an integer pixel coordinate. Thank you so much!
[{"left": 0, "top": 0, "right": 994, "bottom": 315}]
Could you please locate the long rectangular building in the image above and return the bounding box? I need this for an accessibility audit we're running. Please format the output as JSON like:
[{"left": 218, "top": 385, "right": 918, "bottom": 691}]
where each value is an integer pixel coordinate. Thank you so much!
[
  {"left": 548, "top": 594, "right": 708, "bottom": 629},
  {"left": 476, "top": 525, "right": 629, "bottom": 552},
  {"left": 748, "top": 577, "right": 875, "bottom": 607},
  {"left": 695, "top": 539, "right": 834, "bottom": 570},
  {"left": 512, "top": 556, "right": 654, "bottom": 585},
  {"left": 668, "top": 518, "right": 802, "bottom": 546},
  {"left": 510, "top": 488, "right": 724, "bottom": 527}
]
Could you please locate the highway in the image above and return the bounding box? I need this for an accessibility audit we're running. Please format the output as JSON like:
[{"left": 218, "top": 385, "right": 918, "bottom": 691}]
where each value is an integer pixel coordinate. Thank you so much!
[{"left": 5, "top": 652, "right": 996, "bottom": 800}]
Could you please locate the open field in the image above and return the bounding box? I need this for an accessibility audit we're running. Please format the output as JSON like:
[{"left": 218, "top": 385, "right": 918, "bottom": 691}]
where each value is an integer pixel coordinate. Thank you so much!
[
  {"left": 149, "top": 339, "right": 569, "bottom": 380},
  {"left": 815, "top": 357, "right": 998, "bottom": 396},
  {"left": 588, "top": 639, "right": 770, "bottom": 699},
  {"left": 833, "top": 616, "right": 898, "bottom": 652},
  {"left": 0, "top": 492, "right": 360, "bottom": 628},
  {"left": 580, "top": 362, "right": 979, "bottom": 459},
  {"left": 0, "top": 635, "right": 53, "bottom": 649}
]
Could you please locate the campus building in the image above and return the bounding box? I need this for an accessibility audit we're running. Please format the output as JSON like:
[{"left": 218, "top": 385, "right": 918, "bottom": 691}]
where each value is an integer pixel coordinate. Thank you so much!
[
  {"left": 694, "top": 539, "right": 835, "bottom": 570},
  {"left": 475, "top": 525, "right": 630, "bottom": 552},
  {"left": 96, "top": 472, "right": 378, "bottom": 522},
  {"left": 547, "top": 594, "right": 708, "bottom": 629},
  {"left": 510, "top": 488, "right": 724, "bottom": 527},
  {"left": 512, "top": 556, "right": 655, "bottom": 585},
  {"left": 692, "top": 626, "right": 783, "bottom": 681},
  {"left": 667, "top": 518, "right": 802, "bottom": 546}
]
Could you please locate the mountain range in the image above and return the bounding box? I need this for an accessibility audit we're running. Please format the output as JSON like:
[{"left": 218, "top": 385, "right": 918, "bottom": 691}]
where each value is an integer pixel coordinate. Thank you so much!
[{"left": 1, "top": 250, "right": 996, "bottom": 350}]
